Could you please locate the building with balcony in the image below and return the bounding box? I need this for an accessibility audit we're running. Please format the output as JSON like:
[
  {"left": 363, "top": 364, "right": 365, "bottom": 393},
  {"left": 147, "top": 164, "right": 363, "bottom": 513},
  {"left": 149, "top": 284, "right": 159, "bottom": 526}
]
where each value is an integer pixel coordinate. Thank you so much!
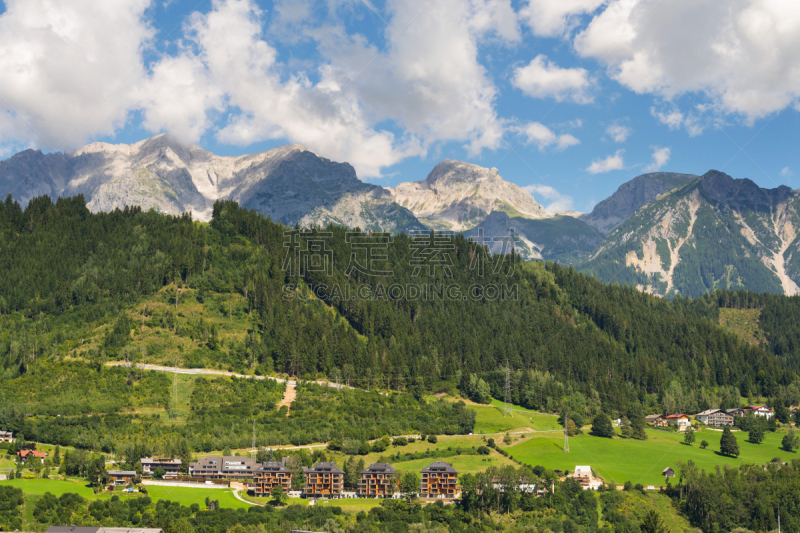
[
  {"left": 304, "top": 462, "right": 344, "bottom": 498},
  {"left": 254, "top": 461, "right": 292, "bottom": 497},
  {"left": 420, "top": 462, "right": 458, "bottom": 499},
  {"left": 188, "top": 456, "right": 260, "bottom": 480},
  {"left": 358, "top": 462, "right": 397, "bottom": 498}
]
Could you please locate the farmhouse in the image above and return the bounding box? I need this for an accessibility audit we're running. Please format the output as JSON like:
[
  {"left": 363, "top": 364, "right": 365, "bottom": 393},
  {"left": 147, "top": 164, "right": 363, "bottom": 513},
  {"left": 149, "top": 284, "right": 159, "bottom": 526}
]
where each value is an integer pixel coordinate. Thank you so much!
[
  {"left": 359, "top": 462, "right": 397, "bottom": 498},
  {"left": 107, "top": 470, "right": 137, "bottom": 485},
  {"left": 253, "top": 461, "right": 292, "bottom": 497},
  {"left": 645, "top": 414, "right": 667, "bottom": 427},
  {"left": 17, "top": 450, "right": 46, "bottom": 463},
  {"left": 189, "top": 456, "right": 260, "bottom": 480},
  {"left": 0, "top": 431, "right": 12, "bottom": 443},
  {"left": 665, "top": 414, "right": 691, "bottom": 431},
  {"left": 304, "top": 462, "right": 344, "bottom": 498},
  {"left": 420, "top": 462, "right": 459, "bottom": 499},
  {"left": 743, "top": 405, "right": 774, "bottom": 419},
  {"left": 662, "top": 467, "right": 675, "bottom": 479},
  {"left": 140, "top": 457, "right": 181, "bottom": 477},
  {"left": 695, "top": 409, "right": 734, "bottom": 426}
]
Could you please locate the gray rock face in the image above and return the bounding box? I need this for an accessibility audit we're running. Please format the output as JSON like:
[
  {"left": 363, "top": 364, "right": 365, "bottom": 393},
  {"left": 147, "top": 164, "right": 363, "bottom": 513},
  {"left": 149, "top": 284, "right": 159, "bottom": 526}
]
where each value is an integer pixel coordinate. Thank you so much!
[
  {"left": 0, "top": 134, "right": 421, "bottom": 231},
  {"left": 389, "top": 159, "right": 548, "bottom": 230},
  {"left": 582, "top": 172, "right": 698, "bottom": 233}
]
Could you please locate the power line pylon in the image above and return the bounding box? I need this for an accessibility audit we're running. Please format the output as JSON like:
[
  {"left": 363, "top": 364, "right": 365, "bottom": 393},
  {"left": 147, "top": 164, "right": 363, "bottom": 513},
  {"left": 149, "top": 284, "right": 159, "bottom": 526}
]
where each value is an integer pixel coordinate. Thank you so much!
[
  {"left": 564, "top": 410, "right": 570, "bottom": 453},
  {"left": 250, "top": 419, "right": 257, "bottom": 458}
]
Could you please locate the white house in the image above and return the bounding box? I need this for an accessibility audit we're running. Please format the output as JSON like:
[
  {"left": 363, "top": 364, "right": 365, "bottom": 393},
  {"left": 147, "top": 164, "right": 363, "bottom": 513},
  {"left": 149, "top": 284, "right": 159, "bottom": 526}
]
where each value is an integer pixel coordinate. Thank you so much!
[{"left": 743, "top": 405, "right": 773, "bottom": 419}]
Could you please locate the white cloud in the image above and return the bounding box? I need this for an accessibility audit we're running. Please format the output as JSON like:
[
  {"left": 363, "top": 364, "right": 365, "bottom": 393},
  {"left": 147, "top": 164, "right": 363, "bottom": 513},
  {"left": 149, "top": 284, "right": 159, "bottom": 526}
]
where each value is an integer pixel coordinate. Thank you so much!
[
  {"left": 520, "top": 0, "right": 606, "bottom": 37},
  {"left": 643, "top": 146, "right": 670, "bottom": 172},
  {"left": 0, "top": 0, "right": 153, "bottom": 151},
  {"left": 525, "top": 184, "right": 574, "bottom": 212},
  {"left": 517, "top": 122, "right": 580, "bottom": 151},
  {"left": 606, "top": 123, "right": 632, "bottom": 143},
  {"left": 154, "top": 0, "right": 517, "bottom": 177},
  {"left": 575, "top": 0, "right": 800, "bottom": 122},
  {"left": 512, "top": 55, "right": 593, "bottom": 104},
  {"left": 781, "top": 167, "right": 793, "bottom": 178},
  {"left": 650, "top": 106, "right": 705, "bottom": 136},
  {"left": 587, "top": 150, "right": 625, "bottom": 173}
]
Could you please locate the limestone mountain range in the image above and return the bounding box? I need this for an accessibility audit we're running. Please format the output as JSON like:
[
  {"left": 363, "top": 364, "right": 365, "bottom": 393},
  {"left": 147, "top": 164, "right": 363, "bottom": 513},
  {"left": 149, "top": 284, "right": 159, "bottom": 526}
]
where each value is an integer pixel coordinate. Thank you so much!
[{"left": 2, "top": 134, "right": 800, "bottom": 295}]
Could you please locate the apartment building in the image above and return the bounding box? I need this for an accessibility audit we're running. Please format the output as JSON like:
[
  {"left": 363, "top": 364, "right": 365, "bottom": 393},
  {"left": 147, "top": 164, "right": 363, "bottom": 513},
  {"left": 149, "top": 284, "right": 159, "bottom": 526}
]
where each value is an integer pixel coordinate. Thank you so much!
[
  {"left": 358, "top": 462, "right": 397, "bottom": 498},
  {"left": 420, "top": 462, "right": 458, "bottom": 499},
  {"left": 303, "top": 462, "right": 344, "bottom": 498},
  {"left": 254, "top": 461, "right": 292, "bottom": 497},
  {"left": 188, "top": 456, "right": 260, "bottom": 480}
]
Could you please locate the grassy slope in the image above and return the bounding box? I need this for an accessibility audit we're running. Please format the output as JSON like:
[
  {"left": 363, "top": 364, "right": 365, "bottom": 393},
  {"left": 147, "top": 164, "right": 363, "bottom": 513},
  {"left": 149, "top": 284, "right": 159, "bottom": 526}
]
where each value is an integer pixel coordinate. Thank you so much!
[
  {"left": 507, "top": 427, "right": 790, "bottom": 487},
  {"left": 718, "top": 307, "right": 767, "bottom": 347}
]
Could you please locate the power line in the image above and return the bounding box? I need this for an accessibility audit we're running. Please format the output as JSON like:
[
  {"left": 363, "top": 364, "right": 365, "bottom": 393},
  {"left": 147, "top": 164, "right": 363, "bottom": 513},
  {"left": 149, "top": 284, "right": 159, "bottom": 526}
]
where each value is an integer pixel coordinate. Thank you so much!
[{"left": 563, "top": 408, "right": 569, "bottom": 453}]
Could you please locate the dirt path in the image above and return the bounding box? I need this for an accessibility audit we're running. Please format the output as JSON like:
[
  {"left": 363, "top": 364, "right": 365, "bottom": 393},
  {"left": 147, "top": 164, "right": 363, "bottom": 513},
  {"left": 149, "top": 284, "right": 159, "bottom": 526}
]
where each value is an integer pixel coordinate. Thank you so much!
[
  {"left": 105, "top": 362, "right": 349, "bottom": 390},
  {"left": 278, "top": 380, "right": 297, "bottom": 416}
]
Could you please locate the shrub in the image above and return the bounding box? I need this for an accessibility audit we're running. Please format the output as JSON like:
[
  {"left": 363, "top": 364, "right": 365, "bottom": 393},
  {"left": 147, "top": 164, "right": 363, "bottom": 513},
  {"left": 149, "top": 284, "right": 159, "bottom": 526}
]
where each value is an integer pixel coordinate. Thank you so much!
[{"left": 427, "top": 435, "right": 437, "bottom": 444}]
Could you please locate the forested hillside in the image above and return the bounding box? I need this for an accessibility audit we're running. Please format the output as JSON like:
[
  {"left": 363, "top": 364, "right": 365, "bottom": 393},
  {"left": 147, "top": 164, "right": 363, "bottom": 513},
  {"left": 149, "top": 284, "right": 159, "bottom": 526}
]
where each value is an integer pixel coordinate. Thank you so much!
[{"left": 0, "top": 194, "right": 799, "bottom": 448}]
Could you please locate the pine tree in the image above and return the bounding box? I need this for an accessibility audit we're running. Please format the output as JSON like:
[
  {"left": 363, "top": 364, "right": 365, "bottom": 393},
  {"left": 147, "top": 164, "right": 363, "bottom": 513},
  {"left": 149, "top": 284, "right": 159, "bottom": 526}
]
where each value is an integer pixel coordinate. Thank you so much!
[
  {"left": 720, "top": 426, "right": 739, "bottom": 457},
  {"left": 591, "top": 413, "right": 614, "bottom": 438}
]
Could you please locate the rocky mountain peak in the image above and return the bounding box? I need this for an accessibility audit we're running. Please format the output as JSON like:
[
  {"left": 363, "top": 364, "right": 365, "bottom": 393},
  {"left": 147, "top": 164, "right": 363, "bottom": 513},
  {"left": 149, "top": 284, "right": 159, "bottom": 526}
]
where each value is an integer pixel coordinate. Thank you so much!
[{"left": 700, "top": 169, "right": 794, "bottom": 209}]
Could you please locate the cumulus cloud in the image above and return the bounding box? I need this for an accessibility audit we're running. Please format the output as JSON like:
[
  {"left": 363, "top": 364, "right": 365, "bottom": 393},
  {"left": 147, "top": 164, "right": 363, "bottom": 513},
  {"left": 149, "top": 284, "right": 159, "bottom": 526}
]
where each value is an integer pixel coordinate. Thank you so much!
[
  {"left": 525, "top": 184, "right": 574, "bottom": 212},
  {"left": 517, "top": 122, "right": 580, "bottom": 151},
  {"left": 0, "top": 0, "right": 153, "bottom": 152},
  {"left": 512, "top": 55, "right": 593, "bottom": 103},
  {"left": 781, "top": 167, "right": 793, "bottom": 178},
  {"left": 587, "top": 150, "right": 625, "bottom": 173},
  {"left": 606, "top": 123, "right": 632, "bottom": 143},
  {"left": 520, "top": 0, "right": 606, "bottom": 37},
  {"left": 643, "top": 146, "right": 670, "bottom": 172},
  {"left": 575, "top": 0, "right": 800, "bottom": 122},
  {"left": 153, "top": 0, "right": 518, "bottom": 176}
]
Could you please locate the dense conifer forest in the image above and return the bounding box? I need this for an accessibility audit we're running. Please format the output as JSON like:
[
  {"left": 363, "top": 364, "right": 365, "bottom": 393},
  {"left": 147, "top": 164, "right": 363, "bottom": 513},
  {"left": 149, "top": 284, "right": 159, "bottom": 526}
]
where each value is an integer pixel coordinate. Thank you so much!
[{"left": 1, "top": 194, "right": 800, "bottom": 452}]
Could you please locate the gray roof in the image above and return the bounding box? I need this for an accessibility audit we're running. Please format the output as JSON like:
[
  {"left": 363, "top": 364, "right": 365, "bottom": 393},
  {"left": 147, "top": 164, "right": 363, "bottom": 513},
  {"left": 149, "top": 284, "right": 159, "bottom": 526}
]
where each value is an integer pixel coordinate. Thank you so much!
[
  {"left": 141, "top": 457, "right": 181, "bottom": 464},
  {"left": 107, "top": 470, "right": 137, "bottom": 476},
  {"left": 421, "top": 461, "right": 458, "bottom": 474},
  {"left": 308, "top": 462, "right": 344, "bottom": 474},
  {"left": 258, "top": 461, "right": 291, "bottom": 473},
  {"left": 360, "top": 462, "right": 396, "bottom": 475}
]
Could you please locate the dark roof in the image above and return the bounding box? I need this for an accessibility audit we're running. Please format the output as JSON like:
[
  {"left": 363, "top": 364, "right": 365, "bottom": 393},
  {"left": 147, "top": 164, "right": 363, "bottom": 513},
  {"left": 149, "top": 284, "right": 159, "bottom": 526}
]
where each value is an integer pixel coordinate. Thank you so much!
[
  {"left": 258, "top": 461, "right": 291, "bottom": 473},
  {"left": 360, "top": 462, "right": 396, "bottom": 475},
  {"left": 308, "top": 462, "right": 344, "bottom": 474},
  {"left": 107, "top": 470, "right": 137, "bottom": 476},
  {"left": 420, "top": 461, "right": 458, "bottom": 474},
  {"left": 47, "top": 526, "right": 100, "bottom": 533},
  {"left": 141, "top": 457, "right": 181, "bottom": 464}
]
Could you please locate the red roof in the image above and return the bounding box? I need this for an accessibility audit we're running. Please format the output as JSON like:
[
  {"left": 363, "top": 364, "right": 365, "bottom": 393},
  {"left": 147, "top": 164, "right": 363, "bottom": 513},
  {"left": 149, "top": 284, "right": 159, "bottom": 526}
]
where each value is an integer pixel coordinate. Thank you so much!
[
  {"left": 665, "top": 414, "right": 687, "bottom": 419},
  {"left": 744, "top": 405, "right": 773, "bottom": 411},
  {"left": 18, "top": 450, "right": 46, "bottom": 458}
]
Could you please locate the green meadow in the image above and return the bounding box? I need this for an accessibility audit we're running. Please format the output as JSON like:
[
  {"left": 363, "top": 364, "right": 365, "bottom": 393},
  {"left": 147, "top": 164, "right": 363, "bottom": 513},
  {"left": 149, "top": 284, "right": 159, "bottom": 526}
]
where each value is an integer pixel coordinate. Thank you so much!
[{"left": 507, "top": 427, "right": 791, "bottom": 486}]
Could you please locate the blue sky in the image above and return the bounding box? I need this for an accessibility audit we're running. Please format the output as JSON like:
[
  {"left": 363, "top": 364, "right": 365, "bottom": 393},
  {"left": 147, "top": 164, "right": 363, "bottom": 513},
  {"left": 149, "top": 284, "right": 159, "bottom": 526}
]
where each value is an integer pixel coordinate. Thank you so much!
[{"left": 1, "top": 0, "right": 799, "bottom": 213}]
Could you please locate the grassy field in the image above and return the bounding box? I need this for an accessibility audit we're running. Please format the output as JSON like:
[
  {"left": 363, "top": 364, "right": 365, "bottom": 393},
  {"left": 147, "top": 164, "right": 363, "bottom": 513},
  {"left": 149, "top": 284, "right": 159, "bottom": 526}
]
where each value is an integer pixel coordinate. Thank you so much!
[
  {"left": 430, "top": 395, "right": 562, "bottom": 434},
  {"left": 508, "top": 427, "right": 791, "bottom": 486},
  {"left": 313, "top": 498, "right": 383, "bottom": 512},
  {"left": 144, "top": 485, "right": 251, "bottom": 509}
]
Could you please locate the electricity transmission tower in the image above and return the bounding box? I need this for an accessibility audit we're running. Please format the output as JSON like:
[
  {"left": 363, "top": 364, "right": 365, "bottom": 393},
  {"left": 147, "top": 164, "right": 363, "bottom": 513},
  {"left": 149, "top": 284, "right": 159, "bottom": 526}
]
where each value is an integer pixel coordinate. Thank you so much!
[
  {"left": 563, "top": 409, "right": 570, "bottom": 453},
  {"left": 172, "top": 371, "right": 178, "bottom": 418},
  {"left": 503, "top": 359, "right": 512, "bottom": 417}
]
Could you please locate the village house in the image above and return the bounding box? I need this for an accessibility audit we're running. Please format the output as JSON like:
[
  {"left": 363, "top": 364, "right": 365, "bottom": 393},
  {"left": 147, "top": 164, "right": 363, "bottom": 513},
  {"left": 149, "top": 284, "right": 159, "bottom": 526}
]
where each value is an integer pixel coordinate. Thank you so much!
[
  {"left": 0, "top": 431, "right": 12, "bottom": 443},
  {"left": 253, "top": 461, "right": 292, "bottom": 497},
  {"left": 743, "top": 405, "right": 774, "bottom": 419},
  {"left": 188, "top": 456, "right": 260, "bottom": 481},
  {"left": 304, "top": 462, "right": 344, "bottom": 499},
  {"left": 358, "top": 462, "right": 397, "bottom": 498},
  {"left": 665, "top": 414, "right": 691, "bottom": 431},
  {"left": 571, "top": 465, "right": 603, "bottom": 490},
  {"left": 17, "top": 450, "right": 46, "bottom": 463},
  {"left": 726, "top": 408, "right": 746, "bottom": 417},
  {"left": 420, "top": 462, "right": 459, "bottom": 499},
  {"left": 645, "top": 414, "right": 668, "bottom": 427},
  {"left": 695, "top": 409, "right": 734, "bottom": 426},
  {"left": 107, "top": 470, "right": 137, "bottom": 485},
  {"left": 140, "top": 457, "right": 182, "bottom": 477}
]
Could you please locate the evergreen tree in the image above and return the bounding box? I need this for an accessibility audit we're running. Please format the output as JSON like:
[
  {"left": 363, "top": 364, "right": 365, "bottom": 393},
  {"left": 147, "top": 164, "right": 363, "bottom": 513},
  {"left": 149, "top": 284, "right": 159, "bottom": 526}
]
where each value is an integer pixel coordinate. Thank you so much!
[
  {"left": 640, "top": 509, "right": 668, "bottom": 533},
  {"left": 591, "top": 413, "right": 614, "bottom": 438},
  {"left": 720, "top": 427, "right": 739, "bottom": 457},
  {"left": 781, "top": 429, "right": 799, "bottom": 452},
  {"left": 748, "top": 426, "right": 764, "bottom": 444},
  {"left": 683, "top": 428, "right": 695, "bottom": 446}
]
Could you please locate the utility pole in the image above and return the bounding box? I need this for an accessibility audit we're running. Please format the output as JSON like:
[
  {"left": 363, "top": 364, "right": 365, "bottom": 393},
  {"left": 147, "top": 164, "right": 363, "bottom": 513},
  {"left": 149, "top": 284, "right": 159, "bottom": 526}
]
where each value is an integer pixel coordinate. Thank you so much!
[{"left": 503, "top": 359, "right": 512, "bottom": 417}]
